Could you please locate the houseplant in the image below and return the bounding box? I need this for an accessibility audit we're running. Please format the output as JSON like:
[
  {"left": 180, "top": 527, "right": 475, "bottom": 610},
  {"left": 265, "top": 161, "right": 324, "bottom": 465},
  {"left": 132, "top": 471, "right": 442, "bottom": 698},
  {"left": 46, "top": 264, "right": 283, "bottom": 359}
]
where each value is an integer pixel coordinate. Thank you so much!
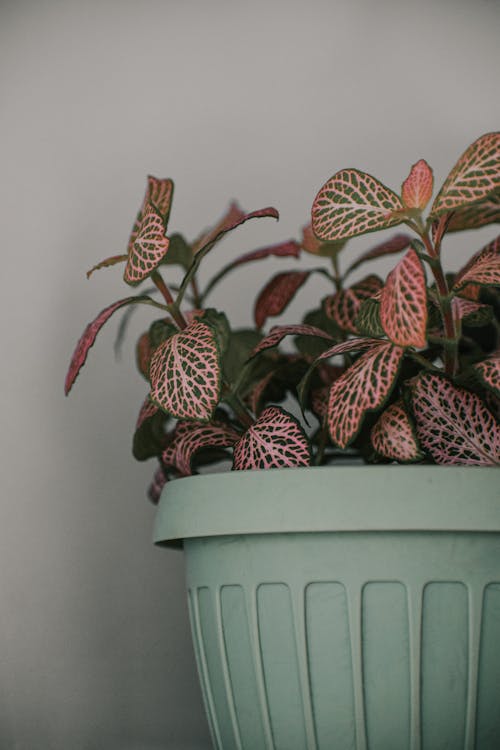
[{"left": 66, "top": 133, "right": 500, "bottom": 749}]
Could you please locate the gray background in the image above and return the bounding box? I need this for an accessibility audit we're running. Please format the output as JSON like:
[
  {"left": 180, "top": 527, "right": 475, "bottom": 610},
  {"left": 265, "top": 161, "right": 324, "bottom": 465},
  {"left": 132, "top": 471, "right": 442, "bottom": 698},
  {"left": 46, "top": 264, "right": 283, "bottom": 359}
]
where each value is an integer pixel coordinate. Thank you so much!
[{"left": 1, "top": 0, "right": 499, "bottom": 747}]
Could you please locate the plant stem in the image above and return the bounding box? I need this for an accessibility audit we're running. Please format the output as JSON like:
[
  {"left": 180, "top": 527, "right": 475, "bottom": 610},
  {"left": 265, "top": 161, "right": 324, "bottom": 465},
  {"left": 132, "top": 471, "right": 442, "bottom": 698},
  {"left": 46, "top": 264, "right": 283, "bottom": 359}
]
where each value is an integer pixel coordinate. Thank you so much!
[
  {"left": 222, "top": 384, "right": 254, "bottom": 429},
  {"left": 152, "top": 271, "right": 187, "bottom": 330},
  {"left": 419, "top": 231, "right": 459, "bottom": 377}
]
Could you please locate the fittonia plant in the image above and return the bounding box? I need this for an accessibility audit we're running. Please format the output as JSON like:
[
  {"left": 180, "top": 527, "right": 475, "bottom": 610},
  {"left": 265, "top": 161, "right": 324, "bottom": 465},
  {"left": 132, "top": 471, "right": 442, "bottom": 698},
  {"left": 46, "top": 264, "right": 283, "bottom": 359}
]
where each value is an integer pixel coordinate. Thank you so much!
[{"left": 66, "top": 133, "right": 500, "bottom": 500}]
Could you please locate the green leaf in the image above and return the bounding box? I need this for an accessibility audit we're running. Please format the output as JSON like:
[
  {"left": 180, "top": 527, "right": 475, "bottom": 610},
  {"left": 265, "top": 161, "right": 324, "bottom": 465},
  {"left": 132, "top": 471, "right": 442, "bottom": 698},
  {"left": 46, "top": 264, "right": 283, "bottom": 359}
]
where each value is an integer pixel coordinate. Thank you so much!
[
  {"left": 160, "top": 232, "right": 193, "bottom": 270},
  {"left": 355, "top": 297, "right": 384, "bottom": 337}
]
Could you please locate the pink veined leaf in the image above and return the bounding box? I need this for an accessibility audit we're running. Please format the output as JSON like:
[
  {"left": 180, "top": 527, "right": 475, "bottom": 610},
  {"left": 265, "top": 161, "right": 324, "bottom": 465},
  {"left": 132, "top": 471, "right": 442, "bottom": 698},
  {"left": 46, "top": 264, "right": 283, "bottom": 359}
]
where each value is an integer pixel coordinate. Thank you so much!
[
  {"left": 149, "top": 320, "right": 221, "bottom": 421},
  {"left": 254, "top": 270, "right": 311, "bottom": 329},
  {"left": 191, "top": 201, "right": 246, "bottom": 255},
  {"left": 136, "top": 397, "right": 160, "bottom": 430},
  {"left": 250, "top": 324, "right": 334, "bottom": 358},
  {"left": 451, "top": 297, "right": 491, "bottom": 327},
  {"left": 312, "top": 169, "right": 405, "bottom": 242},
  {"left": 310, "top": 386, "right": 329, "bottom": 419},
  {"left": 325, "top": 274, "right": 383, "bottom": 334},
  {"left": 412, "top": 372, "right": 500, "bottom": 465},
  {"left": 233, "top": 406, "right": 311, "bottom": 470},
  {"left": 453, "top": 235, "right": 500, "bottom": 291},
  {"left": 430, "top": 132, "right": 500, "bottom": 218},
  {"left": 127, "top": 176, "right": 174, "bottom": 254},
  {"left": 444, "top": 190, "right": 500, "bottom": 233},
  {"left": 124, "top": 202, "right": 170, "bottom": 286},
  {"left": 86, "top": 254, "right": 128, "bottom": 279},
  {"left": 458, "top": 283, "right": 481, "bottom": 302},
  {"left": 147, "top": 464, "right": 168, "bottom": 505},
  {"left": 371, "top": 400, "right": 422, "bottom": 462},
  {"left": 327, "top": 341, "right": 405, "bottom": 448},
  {"left": 474, "top": 354, "right": 500, "bottom": 398},
  {"left": 162, "top": 420, "right": 240, "bottom": 476},
  {"left": 380, "top": 249, "right": 428, "bottom": 347},
  {"left": 485, "top": 392, "right": 500, "bottom": 422},
  {"left": 65, "top": 296, "right": 150, "bottom": 395},
  {"left": 344, "top": 233, "right": 412, "bottom": 277},
  {"left": 401, "top": 159, "right": 434, "bottom": 210}
]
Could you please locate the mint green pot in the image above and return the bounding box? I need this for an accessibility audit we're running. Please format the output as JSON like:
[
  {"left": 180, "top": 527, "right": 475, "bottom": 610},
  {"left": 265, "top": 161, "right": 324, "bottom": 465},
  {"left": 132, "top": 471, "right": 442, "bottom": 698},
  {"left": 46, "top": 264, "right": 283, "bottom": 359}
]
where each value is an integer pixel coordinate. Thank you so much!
[{"left": 154, "top": 466, "right": 500, "bottom": 750}]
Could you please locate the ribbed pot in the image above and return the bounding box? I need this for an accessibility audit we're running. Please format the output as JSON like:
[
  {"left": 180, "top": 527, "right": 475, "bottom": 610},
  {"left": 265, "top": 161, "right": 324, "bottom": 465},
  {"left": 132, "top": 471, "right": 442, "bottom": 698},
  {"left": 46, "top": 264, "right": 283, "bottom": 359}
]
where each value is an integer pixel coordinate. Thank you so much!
[{"left": 154, "top": 466, "right": 500, "bottom": 750}]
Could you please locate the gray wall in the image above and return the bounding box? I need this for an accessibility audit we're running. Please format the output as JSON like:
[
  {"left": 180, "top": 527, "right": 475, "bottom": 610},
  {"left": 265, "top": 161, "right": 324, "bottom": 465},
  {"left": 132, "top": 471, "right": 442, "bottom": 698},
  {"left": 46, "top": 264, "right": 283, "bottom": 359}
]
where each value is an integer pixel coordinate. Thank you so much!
[{"left": 1, "top": 0, "right": 498, "bottom": 747}]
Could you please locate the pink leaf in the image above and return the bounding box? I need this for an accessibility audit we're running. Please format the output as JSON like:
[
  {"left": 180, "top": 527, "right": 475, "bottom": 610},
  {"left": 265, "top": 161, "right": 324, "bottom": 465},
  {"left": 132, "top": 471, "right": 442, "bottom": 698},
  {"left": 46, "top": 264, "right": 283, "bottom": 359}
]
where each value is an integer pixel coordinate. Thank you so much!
[
  {"left": 230, "top": 240, "right": 300, "bottom": 267},
  {"left": 344, "top": 233, "right": 412, "bottom": 277},
  {"left": 430, "top": 132, "right": 500, "bottom": 218},
  {"left": 124, "top": 203, "right": 170, "bottom": 286},
  {"left": 162, "top": 420, "right": 239, "bottom": 476},
  {"left": 325, "top": 274, "right": 383, "bottom": 334},
  {"left": 380, "top": 249, "right": 427, "bottom": 347},
  {"left": 312, "top": 169, "right": 404, "bottom": 242},
  {"left": 65, "top": 296, "right": 149, "bottom": 395},
  {"left": 327, "top": 342, "right": 404, "bottom": 448},
  {"left": 233, "top": 406, "right": 311, "bottom": 470},
  {"left": 301, "top": 223, "right": 346, "bottom": 257},
  {"left": 86, "top": 254, "right": 128, "bottom": 279},
  {"left": 412, "top": 373, "right": 500, "bottom": 465},
  {"left": 401, "top": 159, "right": 434, "bottom": 210},
  {"left": 254, "top": 270, "right": 311, "bottom": 328},
  {"left": 127, "top": 176, "right": 174, "bottom": 254},
  {"left": 444, "top": 190, "right": 500, "bottom": 233},
  {"left": 250, "top": 324, "right": 334, "bottom": 358},
  {"left": 453, "top": 235, "right": 500, "bottom": 291},
  {"left": 474, "top": 354, "right": 500, "bottom": 398},
  {"left": 147, "top": 464, "right": 168, "bottom": 505},
  {"left": 136, "top": 397, "right": 160, "bottom": 430},
  {"left": 371, "top": 400, "right": 422, "bottom": 461},
  {"left": 451, "top": 297, "right": 491, "bottom": 327},
  {"left": 136, "top": 332, "right": 152, "bottom": 378},
  {"left": 149, "top": 320, "right": 221, "bottom": 421},
  {"left": 246, "top": 371, "right": 277, "bottom": 416}
]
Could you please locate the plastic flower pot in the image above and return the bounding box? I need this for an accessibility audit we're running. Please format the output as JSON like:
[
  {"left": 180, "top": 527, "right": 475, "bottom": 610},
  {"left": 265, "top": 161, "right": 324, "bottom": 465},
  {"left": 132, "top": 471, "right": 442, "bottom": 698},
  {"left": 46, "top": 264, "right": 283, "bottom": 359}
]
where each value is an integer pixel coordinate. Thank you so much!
[{"left": 154, "top": 466, "right": 500, "bottom": 750}]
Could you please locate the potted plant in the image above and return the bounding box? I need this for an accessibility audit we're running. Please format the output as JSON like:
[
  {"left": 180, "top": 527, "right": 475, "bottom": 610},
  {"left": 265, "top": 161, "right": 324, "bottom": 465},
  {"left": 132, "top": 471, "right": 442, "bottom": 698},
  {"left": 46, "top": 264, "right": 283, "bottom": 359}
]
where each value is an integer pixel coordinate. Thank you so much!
[{"left": 66, "top": 133, "right": 500, "bottom": 749}]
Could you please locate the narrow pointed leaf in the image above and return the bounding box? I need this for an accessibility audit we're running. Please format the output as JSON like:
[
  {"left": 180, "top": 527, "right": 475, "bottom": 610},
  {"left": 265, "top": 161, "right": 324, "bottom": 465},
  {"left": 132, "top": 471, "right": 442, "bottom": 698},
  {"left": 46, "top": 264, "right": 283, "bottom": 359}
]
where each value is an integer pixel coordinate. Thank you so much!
[
  {"left": 246, "top": 370, "right": 276, "bottom": 416},
  {"left": 86, "top": 254, "right": 128, "bottom": 279},
  {"left": 233, "top": 406, "right": 311, "bottom": 470},
  {"left": 327, "top": 342, "right": 404, "bottom": 448},
  {"left": 444, "top": 190, "right": 500, "bottom": 233},
  {"left": 250, "top": 324, "right": 334, "bottom": 358},
  {"left": 474, "top": 354, "right": 500, "bottom": 398},
  {"left": 192, "top": 201, "right": 246, "bottom": 255},
  {"left": 312, "top": 169, "right": 404, "bottom": 242},
  {"left": 203, "top": 239, "right": 300, "bottom": 300},
  {"left": 124, "top": 203, "right": 170, "bottom": 285},
  {"left": 254, "top": 270, "right": 311, "bottom": 328},
  {"left": 176, "top": 206, "right": 279, "bottom": 309},
  {"left": 453, "top": 236, "right": 500, "bottom": 291},
  {"left": 430, "top": 132, "right": 500, "bottom": 218},
  {"left": 136, "top": 332, "right": 152, "bottom": 378},
  {"left": 380, "top": 249, "right": 427, "bottom": 347},
  {"left": 128, "top": 176, "right": 174, "bottom": 254},
  {"left": 401, "top": 159, "right": 434, "bottom": 210},
  {"left": 412, "top": 372, "right": 500, "bottom": 464},
  {"left": 149, "top": 320, "right": 221, "bottom": 421},
  {"left": 325, "top": 274, "right": 383, "bottom": 334},
  {"left": 162, "top": 420, "right": 240, "bottom": 476},
  {"left": 371, "top": 400, "right": 422, "bottom": 461},
  {"left": 344, "top": 233, "right": 411, "bottom": 277},
  {"left": 65, "top": 296, "right": 151, "bottom": 395}
]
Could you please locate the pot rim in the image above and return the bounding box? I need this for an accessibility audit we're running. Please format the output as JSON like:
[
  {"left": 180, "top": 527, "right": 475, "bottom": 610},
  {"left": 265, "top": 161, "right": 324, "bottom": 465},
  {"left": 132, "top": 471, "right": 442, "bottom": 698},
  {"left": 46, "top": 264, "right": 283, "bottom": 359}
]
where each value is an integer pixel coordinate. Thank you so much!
[{"left": 153, "top": 465, "right": 500, "bottom": 546}]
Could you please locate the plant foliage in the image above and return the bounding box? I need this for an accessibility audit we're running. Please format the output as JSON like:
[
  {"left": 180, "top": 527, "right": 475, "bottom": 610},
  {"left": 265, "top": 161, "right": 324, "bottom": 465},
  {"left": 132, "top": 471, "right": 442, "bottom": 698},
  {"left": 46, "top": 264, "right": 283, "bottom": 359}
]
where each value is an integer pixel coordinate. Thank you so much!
[{"left": 66, "top": 133, "right": 500, "bottom": 501}]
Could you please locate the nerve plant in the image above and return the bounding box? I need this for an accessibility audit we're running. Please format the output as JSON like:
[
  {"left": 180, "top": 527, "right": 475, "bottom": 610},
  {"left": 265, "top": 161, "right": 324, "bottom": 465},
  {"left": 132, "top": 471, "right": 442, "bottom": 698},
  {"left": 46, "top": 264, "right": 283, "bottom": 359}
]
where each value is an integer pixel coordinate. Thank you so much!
[{"left": 66, "top": 132, "right": 500, "bottom": 500}]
